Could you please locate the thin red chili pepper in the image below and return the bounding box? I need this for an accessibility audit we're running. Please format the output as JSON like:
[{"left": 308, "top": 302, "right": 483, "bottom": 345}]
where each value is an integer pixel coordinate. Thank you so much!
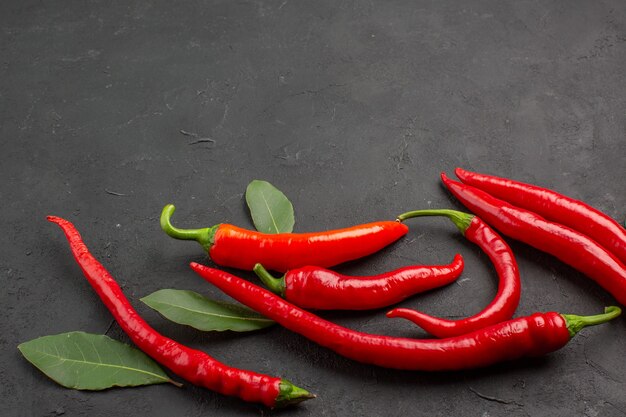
[
  {"left": 47, "top": 216, "right": 314, "bottom": 408},
  {"left": 191, "top": 263, "right": 620, "bottom": 371},
  {"left": 252, "top": 254, "right": 464, "bottom": 310},
  {"left": 455, "top": 168, "right": 626, "bottom": 265},
  {"left": 441, "top": 173, "right": 626, "bottom": 305},
  {"left": 160, "top": 204, "right": 408, "bottom": 272},
  {"left": 386, "top": 209, "right": 520, "bottom": 338}
]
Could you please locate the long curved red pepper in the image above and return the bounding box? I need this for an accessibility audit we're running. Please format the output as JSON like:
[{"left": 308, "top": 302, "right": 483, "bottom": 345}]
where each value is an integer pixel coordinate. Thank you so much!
[
  {"left": 387, "top": 209, "right": 520, "bottom": 338},
  {"left": 191, "top": 263, "right": 620, "bottom": 371},
  {"left": 252, "top": 254, "right": 464, "bottom": 310},
  {"left": 455, "top": 167, "right": 626, "bottom": 265},
  {"left": 160, "top": 204, "right": 408, "bottom": 272},
  {"left": 441, "top": 173, "right": 626, "bottom": 305},
  {"left": 47, "top": 216, "right": 313, "bottom": 408}
]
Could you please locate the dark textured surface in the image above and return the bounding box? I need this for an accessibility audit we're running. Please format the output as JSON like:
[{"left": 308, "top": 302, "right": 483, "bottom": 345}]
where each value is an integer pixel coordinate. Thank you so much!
[{"left": 2, "top": 1, "right": 625, "bottom": 415}]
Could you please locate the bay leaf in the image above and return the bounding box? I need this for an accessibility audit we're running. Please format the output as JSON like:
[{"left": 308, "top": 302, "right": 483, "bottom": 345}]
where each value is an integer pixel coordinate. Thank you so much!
[
  {"left": 245, "top": 180, "right": 295, "bottom": 234},
  {"left": 18, "top": 331, "right": 178, "bottom": 390},
  {"left": 141, "top": 289, "right": 275, "bottom": 332}
]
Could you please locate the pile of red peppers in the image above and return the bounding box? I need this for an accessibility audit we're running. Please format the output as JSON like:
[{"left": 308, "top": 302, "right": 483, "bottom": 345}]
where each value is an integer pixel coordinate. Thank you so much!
[{"left": 47, "top": 168, "right": 625, "bottom": 408}]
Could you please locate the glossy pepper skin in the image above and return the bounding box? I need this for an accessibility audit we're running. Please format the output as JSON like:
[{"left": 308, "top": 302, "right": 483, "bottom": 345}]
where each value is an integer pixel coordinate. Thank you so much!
[
  {"left": 253, "top": 254, "right": 464, "bottom": 310},
  {"left": 47, "top": 216, "right": 313, "bottom": 408},
  {"left": 441, "top": 173, "right": 626, "bottom": 306},
  {"left": 160, "top": 204, "right": 408, "bottom": 272},
  {"left": 455, "top": 167, "right": 626, "bottom": 266},
  {"left": 191, "top": 263, "right": 620, "bottom": 371},
  {"left": 388, "top": 210, "right": 520, "bottom": 338}
]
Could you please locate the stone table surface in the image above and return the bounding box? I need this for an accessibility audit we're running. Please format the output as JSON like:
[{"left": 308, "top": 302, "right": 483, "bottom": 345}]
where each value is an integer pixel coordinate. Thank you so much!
[{"left": 2, "top": 1, "right": 625, "bottom": 416}]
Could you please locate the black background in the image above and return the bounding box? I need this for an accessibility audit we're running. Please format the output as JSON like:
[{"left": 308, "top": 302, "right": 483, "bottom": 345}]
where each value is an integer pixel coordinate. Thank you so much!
[{"left": 2, "top": 1, "right": 625, "bottom": 416}]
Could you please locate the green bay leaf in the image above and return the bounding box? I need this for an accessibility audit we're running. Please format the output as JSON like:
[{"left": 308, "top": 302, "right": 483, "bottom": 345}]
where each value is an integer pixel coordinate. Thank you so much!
[
  {"left": 141, "top": 289, "right": 275, "bottom": 332},
  {"left": 245, "top": 180, "right": 294, "bottom": 234},
  {"left": 18, "top": 331, "right": 178, "bottom": 390}
]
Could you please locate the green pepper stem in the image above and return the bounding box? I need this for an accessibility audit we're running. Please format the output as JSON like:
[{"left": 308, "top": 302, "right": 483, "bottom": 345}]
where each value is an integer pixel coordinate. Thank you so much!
[
  {"left": 253, "top": 263, "right": 286, "bottom": 297},
  {"left": 562, "top": 306, "right": 622, "bottom": 338},
  {"left": 275, "top": 380, "right": 316, "bottom": 407},
  {"left": 396, "top": 209, "right": 474, "bottom": 235},
  {"left": 159, "top": 204, "right": 218, "bottom": 252}
]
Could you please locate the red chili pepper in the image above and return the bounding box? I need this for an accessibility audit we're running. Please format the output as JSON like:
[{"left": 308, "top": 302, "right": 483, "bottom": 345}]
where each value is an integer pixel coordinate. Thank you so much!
[
  {"left": 441, "top": 173, "right": 626, "bottom": 305},
  {"left": 191, "top": 263, "right": 620, "bottom": 371},
  {"left": 387, "top": 209, "right": 520, "bottom": 338},
  {"left": 47, "top": 216, "right": 314, "bottom": 408},
  {"left": 252, "top": 254, "right": 464, "bottom": 310},
  {"left": 160, "top": 204, "right": 408, "bottom": 272},
  {"left": 455, "top": 168, "right": 626, "bottom": 265}
]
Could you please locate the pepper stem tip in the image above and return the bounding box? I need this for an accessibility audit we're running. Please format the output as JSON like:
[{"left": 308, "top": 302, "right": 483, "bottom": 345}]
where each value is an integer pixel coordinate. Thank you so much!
[
  {"left": 396, "top": 209, "right": 474, "bottom": 235},
  {"left": 562, "top": 306, "right": 621, "bottom": 338},
  {"left": 275, "top": 380, "right": 316, "bottom": 407},
  {"left": 159, "top": 204, "right": 218, "bottom": 251},
  {"left": 253, "top": 263, "right": 286, "bottom": 297}
]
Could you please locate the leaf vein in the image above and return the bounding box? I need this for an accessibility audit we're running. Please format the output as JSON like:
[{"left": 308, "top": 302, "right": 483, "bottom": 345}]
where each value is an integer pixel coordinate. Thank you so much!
[
  {"left": 260, "top": 191, "right": 280, "bottom": 233},
  {"left": 153, "top": 302, "right": 272, "bottom": 322},
  {"left": 22, "top": 349, "right": 169, "bottom": 382}
]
